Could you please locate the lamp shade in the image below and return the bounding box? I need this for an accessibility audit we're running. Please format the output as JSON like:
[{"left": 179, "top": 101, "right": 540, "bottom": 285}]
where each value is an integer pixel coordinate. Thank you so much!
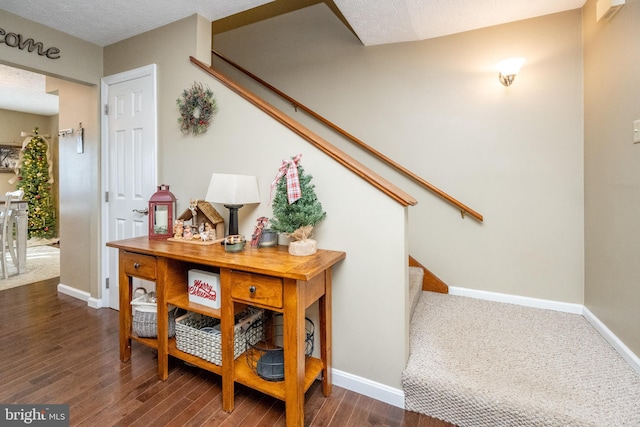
[{"left": 206, "top": 174, "right": 260, "bottom": 206}]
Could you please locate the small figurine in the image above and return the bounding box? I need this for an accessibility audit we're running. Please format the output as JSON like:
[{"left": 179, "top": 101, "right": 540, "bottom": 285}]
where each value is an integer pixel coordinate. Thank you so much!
[
  {"left": 204, "top": 222, "right": 216, "bottom": 240},
  {"left": 251, "top": 217, "right": 269, "bottom": 247},
  {"left": 188, "top": 198, "right": 198, "bottom": 224},
  {"left": 174, "top": 219, "right": 184, "bottom": 239},
  {"left": 183, "top": 224, "right": 193, "bottom": 240},
  {"left": 196, "top": 222, "right": 207, "bottom": 241}
]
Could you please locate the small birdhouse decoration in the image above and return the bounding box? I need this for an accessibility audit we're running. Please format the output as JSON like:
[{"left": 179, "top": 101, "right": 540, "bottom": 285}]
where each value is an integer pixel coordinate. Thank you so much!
[{"left": 148, "top": 184, "right": 177, "bottom": 240}]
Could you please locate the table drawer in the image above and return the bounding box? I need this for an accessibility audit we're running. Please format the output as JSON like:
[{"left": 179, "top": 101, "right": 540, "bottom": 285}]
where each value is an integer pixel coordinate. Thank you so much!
[
  {"left": 122, "top": 251, "right": 157, "bottom": 280},
  {"left": 230, "top": 271, "right": 283, "bottom": 308}
]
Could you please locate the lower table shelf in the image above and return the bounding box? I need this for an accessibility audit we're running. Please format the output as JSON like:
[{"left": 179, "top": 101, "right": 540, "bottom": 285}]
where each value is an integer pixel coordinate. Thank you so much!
[
  {"left": 168, "top": 338, "right": 223, "bottom": 376},
  {"left": 234, "top": 354, "right": 324, "bottom": 401},
  {"left": 131, "top": 334, "right": 159, "bottom": 349},
  {"left": 166, "top": 337, "right": 323, "bottom": 402}
]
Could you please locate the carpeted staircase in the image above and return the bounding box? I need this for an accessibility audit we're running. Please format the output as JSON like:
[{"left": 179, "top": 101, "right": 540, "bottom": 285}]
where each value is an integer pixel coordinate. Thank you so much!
[{"left": 402, "top": 272, "right": 640, "bottom": 427}]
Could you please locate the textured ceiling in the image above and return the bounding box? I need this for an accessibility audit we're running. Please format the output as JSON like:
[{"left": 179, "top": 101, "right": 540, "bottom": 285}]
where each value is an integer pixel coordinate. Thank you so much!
[
  {"left": 0, "top": 0, "right": 587, "bottom": 47},
  {"left": 335, "top": 0, "right": 587, "bottom": 46},
  {"left": 0, "top": 64, "right": 58, "bottom": 116},
  {"left": 0, "top": 0, "right": 274, "bottom": 47},
  {"left": 0, "top": 0, "right": 586, "bottom": 116}
]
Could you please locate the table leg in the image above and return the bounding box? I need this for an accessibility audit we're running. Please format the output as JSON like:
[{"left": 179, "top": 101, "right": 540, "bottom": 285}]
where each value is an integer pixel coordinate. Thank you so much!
[
  {"left": 319, "top": 269, "right": 333, "bottom": 396},
  {"left": 284, "top": 278, "right": 305, "bottom": 427},
  {"left": 156, "top": 259, "right": 169, "bottom": 380},
  {"left": 119, "top": 257, "right": 132, "bottom": 362},
  {"left": 221, "top": 268, "right": 236, "bottom": 412}
]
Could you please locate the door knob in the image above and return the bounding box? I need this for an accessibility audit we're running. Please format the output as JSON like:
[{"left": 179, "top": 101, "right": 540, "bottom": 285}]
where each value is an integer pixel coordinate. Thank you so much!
[{"left": 132, "top": 208, "right": 149, "bottom": 215}]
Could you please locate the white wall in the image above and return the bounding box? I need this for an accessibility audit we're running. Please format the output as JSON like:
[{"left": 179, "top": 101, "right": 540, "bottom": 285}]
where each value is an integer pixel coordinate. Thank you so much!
[{"left": 214, "top": 4, "right": 585, "bottom": 304}]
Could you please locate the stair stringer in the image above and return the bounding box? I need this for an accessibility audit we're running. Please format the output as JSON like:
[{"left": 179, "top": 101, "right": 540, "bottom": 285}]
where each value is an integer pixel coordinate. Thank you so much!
[{"left": 409, "top": 256, "right": 448, "bottom": 294}]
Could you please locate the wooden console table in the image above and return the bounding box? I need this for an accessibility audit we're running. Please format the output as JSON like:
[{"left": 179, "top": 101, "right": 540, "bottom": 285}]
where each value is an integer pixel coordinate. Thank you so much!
[{"left": 107, "top": 236, "right": 345, "bottom": 426}]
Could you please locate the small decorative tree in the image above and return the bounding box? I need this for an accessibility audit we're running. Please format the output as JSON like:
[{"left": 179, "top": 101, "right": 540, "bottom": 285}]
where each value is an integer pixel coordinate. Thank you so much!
[
  {"left": 16, "top": 128, "right": 56, "bottom": 239},
  {"left": 270, "top": 155, "right": 325, "bottom": 255}
]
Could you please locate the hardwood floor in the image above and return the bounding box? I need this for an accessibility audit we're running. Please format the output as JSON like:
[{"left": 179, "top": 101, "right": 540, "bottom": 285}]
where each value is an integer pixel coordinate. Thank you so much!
[{"left": 0, "top": 278, "right": 454, "bottom": 426}]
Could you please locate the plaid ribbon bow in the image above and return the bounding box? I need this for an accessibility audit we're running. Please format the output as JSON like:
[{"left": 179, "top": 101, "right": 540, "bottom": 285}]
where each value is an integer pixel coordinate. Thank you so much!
[{"left": 270, "top": 154, "right": 302, "bottom": 204}]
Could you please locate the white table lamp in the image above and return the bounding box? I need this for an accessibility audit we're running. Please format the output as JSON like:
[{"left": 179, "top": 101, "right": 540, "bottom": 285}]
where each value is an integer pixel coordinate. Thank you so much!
[{"left": 206, "top": 173, "right": 260, "bottom": 236}]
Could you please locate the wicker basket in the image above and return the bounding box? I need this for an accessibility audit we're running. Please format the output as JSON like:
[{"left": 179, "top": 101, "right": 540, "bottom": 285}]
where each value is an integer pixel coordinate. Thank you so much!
[
  {"left": 175, "top": 309, "right": 262, "bottom": 365},
  {"left": 131, "top": 290, "right": 176, "bottom": 338}
]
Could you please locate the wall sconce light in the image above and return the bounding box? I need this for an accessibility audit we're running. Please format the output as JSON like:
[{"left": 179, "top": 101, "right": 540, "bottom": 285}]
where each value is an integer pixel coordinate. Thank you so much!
[
  {"left": 596, "top": 0, "right": 625, "bottom": 22},
  {"left": 497, "top": 57, "right": 525, "bottom": 87}
]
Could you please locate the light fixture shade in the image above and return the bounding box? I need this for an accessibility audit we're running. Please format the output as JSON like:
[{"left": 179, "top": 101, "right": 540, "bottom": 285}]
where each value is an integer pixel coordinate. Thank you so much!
[
  {"left": 596, "top": 0, "right": 625, "bottom": 22},
  {"left": 206, "top": 173, "right": 260, "bottom": 206},
  {"left": 496, "top": 57, "right": 525, "bottom": 76}
]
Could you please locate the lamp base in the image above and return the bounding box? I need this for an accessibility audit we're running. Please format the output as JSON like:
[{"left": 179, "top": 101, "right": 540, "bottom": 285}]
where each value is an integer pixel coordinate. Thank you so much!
[{"left": 224, "top": 204, "right": 243, "bottom": 236}]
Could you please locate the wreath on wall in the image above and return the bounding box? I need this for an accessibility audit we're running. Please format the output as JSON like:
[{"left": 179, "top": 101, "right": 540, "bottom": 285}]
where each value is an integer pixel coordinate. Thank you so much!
[{"left": 176, "top": 82, "right": 217, "bottom": 135}]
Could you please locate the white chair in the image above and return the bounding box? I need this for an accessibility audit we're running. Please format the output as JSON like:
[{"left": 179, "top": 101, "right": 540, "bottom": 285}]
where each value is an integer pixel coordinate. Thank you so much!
[
  {"left": 6, "top": 190, "right": 24, "bottom": 200},
  {"left": 2, "top": 190, "right": 23, "bottom": 276},
  {"left": 0, "top": 195, "right": 14, "bottom": 279}
]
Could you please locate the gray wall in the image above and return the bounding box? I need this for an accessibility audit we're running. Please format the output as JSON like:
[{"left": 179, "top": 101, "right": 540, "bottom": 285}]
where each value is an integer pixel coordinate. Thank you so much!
[
  {"left": 103, "top": 14, "right": 411, "bottom": 390},
  {"left": 48, "top": 76, "right": 100, "bottom": 295},
  {"left": 214, "top": 5, "right": 585, "bottom": 304},
  {"left": 583, "top": 0, "right": 640, "bottom": 357},
  {"left": 0, "top": 109, "right": 56, "bottom": 196},
  {"left": 0, "top": 10, "right": 102, "bottom": 295}
]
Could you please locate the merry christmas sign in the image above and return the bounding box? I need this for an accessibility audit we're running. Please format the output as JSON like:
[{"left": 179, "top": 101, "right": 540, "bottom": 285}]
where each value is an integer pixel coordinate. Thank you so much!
[{"left": 188, "top": 269, "right": 220, "bottom": 309}]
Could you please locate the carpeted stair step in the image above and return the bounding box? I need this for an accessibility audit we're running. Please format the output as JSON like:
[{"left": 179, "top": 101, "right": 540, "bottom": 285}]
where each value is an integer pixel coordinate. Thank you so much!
[{"left": 403, "top": 291, "right": 640, "bottom": 427}]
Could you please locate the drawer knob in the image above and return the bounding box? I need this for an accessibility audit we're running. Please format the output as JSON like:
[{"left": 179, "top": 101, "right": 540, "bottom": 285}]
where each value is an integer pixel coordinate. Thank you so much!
[
  {"left": 249, "top": 285, "right": 256, "bottom": 294},
  {"left": 133, "top": 263, "right": 140, "bottom": 269}
]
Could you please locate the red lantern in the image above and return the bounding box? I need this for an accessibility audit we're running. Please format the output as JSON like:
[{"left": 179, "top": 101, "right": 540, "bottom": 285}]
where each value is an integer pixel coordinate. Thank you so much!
[{"left": 148, "top": 184, "right": 176, "bottom": 240}]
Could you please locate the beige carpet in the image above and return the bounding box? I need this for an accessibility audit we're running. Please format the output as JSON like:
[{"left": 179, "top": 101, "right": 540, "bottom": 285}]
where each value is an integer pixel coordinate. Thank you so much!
[
  {"left": 0, "top": 245, "right": 60, "bottom": 292},
  {"left": 403, "top": 291, "right": 640, "bottom": 427}
]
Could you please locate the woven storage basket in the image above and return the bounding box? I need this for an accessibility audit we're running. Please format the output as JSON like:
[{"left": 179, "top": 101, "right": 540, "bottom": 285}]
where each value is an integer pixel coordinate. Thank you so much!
[
  {"left": 131, "top": 290, "right": 176, "bottom": 338},
  {"left": 175, "top": 309, "right": 262, "bottom": 365}
]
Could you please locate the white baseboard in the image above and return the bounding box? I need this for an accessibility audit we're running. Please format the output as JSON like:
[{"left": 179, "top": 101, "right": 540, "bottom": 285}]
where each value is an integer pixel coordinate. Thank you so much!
[
  {"left": 583, "top": 307, "right": 640, "bottom": 374},
  {"left": 87, "top": 297, "right": 103, "bottom": 309},
  {"left": 57, "top": 283, "right": 103, "bottom": 308},
  {"left": 57, "top": 283, "right": 90, "bottom": 302},
  {"left": 332, "top": 368, "right": 405, "bottom": 409},
  {"left": 448, "top": 286, "right": 584, "bottom": 314}
]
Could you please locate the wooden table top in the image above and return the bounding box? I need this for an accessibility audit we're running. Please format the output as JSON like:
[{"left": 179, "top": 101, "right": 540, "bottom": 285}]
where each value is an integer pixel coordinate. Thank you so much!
[{"left": 107, "top": 236, "right": 345, "bottom": 281}]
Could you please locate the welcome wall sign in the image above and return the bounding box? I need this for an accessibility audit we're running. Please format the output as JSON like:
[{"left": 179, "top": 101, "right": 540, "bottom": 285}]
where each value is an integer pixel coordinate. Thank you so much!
[{"left": 0, "top": 27, "right": 61, "bottom": 59}]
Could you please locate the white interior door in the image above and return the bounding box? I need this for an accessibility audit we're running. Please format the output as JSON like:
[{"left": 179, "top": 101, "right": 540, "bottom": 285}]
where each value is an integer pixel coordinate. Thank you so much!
[{"left": 101, "top": 65, "right": 157, "bottom": 310}]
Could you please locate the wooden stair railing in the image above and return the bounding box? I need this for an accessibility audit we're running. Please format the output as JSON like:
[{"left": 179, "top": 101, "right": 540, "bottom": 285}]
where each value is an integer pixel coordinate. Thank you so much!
[
  {"left": 192, "top": 56, "right": 450, "bottom": 295},
  {"left": 190, "top": 56, "right": 416, "bottom": 207},
  {"left": 211, "top": 49, "right": 483, "bottom": 223}
]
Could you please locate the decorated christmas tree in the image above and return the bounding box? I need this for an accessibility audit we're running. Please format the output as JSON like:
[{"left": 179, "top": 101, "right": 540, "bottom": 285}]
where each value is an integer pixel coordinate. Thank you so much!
[
  {"left": 16, "top": 128, "right": 56, "bottom": 239},
  {"left": 270, "top": 155, "right": 326, "bottom": 235}
]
